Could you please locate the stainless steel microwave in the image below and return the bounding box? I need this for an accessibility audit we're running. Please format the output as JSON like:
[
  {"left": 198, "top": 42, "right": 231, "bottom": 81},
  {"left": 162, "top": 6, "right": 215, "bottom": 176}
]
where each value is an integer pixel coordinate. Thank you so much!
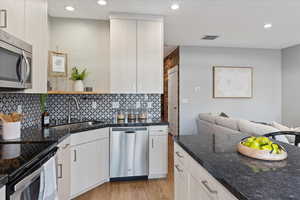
[{"left": 0, "top": 29, "right": 32, "bottom": 89}]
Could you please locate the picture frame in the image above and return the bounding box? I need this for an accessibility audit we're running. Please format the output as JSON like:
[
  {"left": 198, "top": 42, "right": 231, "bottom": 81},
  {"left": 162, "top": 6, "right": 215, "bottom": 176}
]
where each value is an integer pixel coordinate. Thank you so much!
[
  {"left": 48, "top": 51, "right": 68, "bottom": 77},
  {"left": 213, "top": 66, "right": 253, "bottom": 98}
]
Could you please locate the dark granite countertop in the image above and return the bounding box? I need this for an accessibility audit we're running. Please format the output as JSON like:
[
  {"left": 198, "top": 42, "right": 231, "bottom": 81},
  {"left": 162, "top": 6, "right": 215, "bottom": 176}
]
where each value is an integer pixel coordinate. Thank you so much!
[
  {"left": 0, "top": 119, "right": 168, "bottom": 187},
  {"left": 175, "top": 131, "right": 300, "bottom": 200}
]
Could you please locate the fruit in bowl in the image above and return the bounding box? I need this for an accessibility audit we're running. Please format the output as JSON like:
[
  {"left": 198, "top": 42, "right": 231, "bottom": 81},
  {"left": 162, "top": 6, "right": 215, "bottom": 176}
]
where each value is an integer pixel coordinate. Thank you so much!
[{"left": 241, "top": 136, "right": 284, "bottom": 154}]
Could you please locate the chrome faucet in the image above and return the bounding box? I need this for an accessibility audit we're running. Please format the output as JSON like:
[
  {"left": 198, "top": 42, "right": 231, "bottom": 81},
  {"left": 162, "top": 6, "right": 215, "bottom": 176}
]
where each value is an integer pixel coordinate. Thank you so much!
[{"left": 67, "top": 97, "right": 80, "bottom": 123}]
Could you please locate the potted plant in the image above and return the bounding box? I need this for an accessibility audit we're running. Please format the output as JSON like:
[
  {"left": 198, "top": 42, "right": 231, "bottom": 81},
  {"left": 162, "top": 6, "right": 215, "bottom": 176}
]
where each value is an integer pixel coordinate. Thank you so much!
[{"left": 70, "top": 67, "right": 88, "bottom": 91}]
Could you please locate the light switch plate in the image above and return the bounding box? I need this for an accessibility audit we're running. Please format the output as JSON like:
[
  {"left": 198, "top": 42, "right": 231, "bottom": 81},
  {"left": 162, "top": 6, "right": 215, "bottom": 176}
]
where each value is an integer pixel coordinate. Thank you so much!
[
  {"left": 92, "top": 102, "right": 97, "bottom": 109},
  {"left": 147, "top": 102, "right": 153, "bottom": 108},
  {"left": 17, "top": 105, "right": 22, "bottom": 113},
  {"left": 112, "top": 102, "right": 119, "bottom": 109},
  {"left": 136, "top": 102, "right": 141, "bottom": 108}
]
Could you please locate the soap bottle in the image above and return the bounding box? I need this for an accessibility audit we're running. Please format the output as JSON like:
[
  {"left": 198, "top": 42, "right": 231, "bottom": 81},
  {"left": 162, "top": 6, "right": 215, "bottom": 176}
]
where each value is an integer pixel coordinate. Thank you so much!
[{"left": 42, "top": 110, "right": 50, "bottom": 128}]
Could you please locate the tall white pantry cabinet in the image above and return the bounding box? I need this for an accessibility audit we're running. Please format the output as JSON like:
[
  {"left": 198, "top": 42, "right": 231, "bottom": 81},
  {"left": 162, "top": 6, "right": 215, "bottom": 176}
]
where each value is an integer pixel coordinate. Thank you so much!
[
  {"left": 110, "top": 13, "right": 164, "bottom": 94},
  {"left": 0, "top": 0, "right": 48, "bottom": 93}
]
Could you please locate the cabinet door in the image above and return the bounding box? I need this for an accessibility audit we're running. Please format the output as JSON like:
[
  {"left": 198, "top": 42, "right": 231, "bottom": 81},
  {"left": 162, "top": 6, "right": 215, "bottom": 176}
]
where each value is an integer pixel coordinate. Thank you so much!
[
  {"left": 24, "top": 0, "right": 48, "bottom": 93},
  {"left": 0, "top": 0, "right": 25, "bottom": 40},
  {"left": 70, "top": 138, "right": 109, "bottom": 198},
  {"left": 110, "top": 19, "right": 137, "bottom": 93},
  {"left": 149, "top": 135, "right": 168, "bottom": 178},
  {"left": 174, "top": 162, "right": 188, "bottom": 200},
  {"left": 137, "top": 20, "right": 163, "bottom": 94},
  {"left": 57, "top": 138, "right": 71, "bottom": 200}
]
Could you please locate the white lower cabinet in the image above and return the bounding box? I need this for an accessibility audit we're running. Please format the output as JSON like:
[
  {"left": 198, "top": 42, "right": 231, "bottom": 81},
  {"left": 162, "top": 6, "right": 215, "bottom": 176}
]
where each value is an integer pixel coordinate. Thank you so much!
[
  {"left": 0, "top": 186, "right": 5, "bottom": 200},
  {"left": 57, "top": 137, "right": 71, "bottom": 200},
  {"left": 149, "top": 126, "right": 168, "bottom": 179},
  {"left": 174, "top": 142, "right": 238, "bottom": 200},
  {"left": 70, "top": 128, "right": 109, "bottom": 199}
]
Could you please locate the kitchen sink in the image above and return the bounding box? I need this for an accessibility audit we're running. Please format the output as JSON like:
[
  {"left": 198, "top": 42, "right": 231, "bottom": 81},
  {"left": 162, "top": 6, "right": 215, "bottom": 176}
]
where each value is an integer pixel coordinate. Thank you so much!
[{"left": 50, "top": 121, "right": 105, "bottom": 130}]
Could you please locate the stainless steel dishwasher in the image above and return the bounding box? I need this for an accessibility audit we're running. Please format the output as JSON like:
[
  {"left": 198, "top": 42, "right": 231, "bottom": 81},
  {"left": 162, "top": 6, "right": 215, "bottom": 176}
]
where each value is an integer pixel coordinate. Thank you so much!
[{"left": 110, "top": 127, "right": 148, "bottom": 180}]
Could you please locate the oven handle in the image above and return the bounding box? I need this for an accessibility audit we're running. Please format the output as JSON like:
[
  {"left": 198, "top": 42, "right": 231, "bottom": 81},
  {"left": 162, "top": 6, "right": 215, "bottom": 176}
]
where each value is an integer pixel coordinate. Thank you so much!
[{"left": 14, "top": 167, "right": 42, "bottom": 192}]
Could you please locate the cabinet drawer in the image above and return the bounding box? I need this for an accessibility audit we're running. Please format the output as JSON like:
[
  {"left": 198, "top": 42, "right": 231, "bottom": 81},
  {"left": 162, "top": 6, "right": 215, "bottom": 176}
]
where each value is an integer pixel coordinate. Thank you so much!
[
  {"left": 71, "top": 128, "right": 109, "bottom": 146},
  {"left": 149, "top": 126, "right": 168, "bottom": 136},
  {"left": 174, "top": 142, "right": 190, "bottom": 167},
  {"left": 189, "top": 157, "right": 238, "bottom": 200}
]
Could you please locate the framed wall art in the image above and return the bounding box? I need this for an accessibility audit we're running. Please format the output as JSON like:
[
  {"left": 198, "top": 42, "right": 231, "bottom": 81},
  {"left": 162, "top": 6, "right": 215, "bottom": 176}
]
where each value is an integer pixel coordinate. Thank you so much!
[
  {"left": 213, "top": 66, "right": 253, "bottom": 98},
  {"left": 48, "top": 51, "right": 68, "bottom": 77}
]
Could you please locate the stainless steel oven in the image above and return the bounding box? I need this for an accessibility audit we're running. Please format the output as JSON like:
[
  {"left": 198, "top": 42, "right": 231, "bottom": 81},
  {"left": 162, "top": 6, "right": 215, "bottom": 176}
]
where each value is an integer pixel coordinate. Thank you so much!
[
  {"left": 6, "top": 148, "right": 58, "bottom": 200},
  {"left": 0, "top": 29, "right": 32, "bottom": 89}
]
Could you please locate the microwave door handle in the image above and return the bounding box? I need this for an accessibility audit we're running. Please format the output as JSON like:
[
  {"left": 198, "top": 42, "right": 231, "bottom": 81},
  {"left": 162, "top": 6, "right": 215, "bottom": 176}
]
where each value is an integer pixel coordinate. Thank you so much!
[
  {"left": 22, "top": 51, "right": 30, "bottom": 82},
  {"left": 16, "top": 55, "right": 22, "bottom": 82}
]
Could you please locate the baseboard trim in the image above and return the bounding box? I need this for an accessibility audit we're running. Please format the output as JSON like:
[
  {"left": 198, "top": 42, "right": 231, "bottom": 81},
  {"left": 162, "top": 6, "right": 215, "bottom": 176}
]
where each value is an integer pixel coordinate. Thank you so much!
[{"left": 70, "top": 178, "right": 109, "bottom": 199}]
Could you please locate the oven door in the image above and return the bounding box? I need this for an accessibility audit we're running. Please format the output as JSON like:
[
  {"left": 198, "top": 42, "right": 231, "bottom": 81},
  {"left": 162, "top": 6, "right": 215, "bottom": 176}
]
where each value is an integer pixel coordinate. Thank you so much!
[
  {"left": 10, "top": 167, "right": 45, "bottom": 200},
  {"left": 0, "top": 40, "right": 25, "bottom": 89}
]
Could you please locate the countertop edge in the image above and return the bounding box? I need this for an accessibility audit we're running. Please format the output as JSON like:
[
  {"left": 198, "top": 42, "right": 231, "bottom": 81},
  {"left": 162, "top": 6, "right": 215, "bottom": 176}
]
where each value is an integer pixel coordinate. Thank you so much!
[{"left": 174, "top": 138, "right": 248, "bottom": 200}]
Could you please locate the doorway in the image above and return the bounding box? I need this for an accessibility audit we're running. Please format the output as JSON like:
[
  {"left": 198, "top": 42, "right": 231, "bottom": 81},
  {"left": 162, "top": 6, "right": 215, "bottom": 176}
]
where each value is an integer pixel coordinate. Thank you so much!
[{"left": 168, "top": 66, "right": 179, "bottom": 136}]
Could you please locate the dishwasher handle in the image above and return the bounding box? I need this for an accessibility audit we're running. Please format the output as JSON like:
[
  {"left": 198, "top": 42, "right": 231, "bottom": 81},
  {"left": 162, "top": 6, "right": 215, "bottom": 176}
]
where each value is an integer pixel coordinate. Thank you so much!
[{"left": 125, "top": 131, "right": 136, "bottom": 134}]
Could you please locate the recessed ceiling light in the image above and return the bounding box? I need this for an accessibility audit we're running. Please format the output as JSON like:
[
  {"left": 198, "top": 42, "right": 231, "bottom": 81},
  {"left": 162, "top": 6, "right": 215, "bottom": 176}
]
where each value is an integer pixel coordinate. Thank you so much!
[
  {"left": 171, "top": 3, "right": 180, "bottom": 10},
  {"left": 264, "top": 23, "right": 272, "bottom": 29},
  {"left": 97, "top": 0, "right": 107, "bottom": 6},
  {"left": 65, "top": 6, "right": 75, "bottom": 11}
]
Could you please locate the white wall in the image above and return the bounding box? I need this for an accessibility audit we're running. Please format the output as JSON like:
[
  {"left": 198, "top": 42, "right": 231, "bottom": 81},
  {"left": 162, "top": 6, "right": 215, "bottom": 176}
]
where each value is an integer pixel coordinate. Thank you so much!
[
  {"left": 48, "top": 17, "right": 110, "bottom": 92},
  {"left": 282, "top": 45, "right": 300, "bottom": 127},
  {"left": 179, "top": 46, "right": 282, "bottom": 135}
]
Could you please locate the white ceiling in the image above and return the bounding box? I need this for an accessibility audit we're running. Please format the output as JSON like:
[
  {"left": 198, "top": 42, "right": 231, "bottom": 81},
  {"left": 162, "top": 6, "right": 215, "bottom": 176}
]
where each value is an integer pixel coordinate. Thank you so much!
[{"left": 48, "top": 0, "right": 300, "bottom": 49}]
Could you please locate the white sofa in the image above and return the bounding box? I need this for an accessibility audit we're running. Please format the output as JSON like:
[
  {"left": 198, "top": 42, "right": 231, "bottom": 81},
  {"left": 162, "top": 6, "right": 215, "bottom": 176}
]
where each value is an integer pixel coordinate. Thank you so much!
[{"left": 196, "top": 113, "right": 290, "bottom": 144}]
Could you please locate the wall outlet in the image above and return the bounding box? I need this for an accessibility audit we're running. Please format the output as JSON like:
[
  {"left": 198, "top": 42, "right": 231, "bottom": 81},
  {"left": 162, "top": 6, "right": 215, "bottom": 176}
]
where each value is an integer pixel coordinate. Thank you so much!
[
  {"left": 194, "top": 86, "right": 201, "bottom": 92},
  {"left": 147, "top": 102, "right": 153, "bottom": 108},
  {"left": 112, "top": 102, "right": 119, "bottom": 109},
  {"left": 92, "top": 102, "right": 97, "bottom": 109},
  {"left": 136, "top": 102, "right": 141, "bottom": 108},
  {"left": 144, "top": 94, "right": 148, "bottom": 101},
  {"left": 17, "top": 105, "right": 22, "bottom": 113}
]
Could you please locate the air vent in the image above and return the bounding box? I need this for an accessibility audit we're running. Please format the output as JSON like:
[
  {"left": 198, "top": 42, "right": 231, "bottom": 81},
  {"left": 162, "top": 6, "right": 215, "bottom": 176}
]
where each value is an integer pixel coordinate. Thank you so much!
[{"left": 202, "top": 35, "right": 219, "bottom": 40}]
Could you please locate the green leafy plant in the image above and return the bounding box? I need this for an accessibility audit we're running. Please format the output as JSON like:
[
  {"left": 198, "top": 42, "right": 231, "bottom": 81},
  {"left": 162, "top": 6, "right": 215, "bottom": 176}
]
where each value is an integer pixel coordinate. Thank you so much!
[
  {"left": 40, "top": 94, "right": 48, "bottom": 112},
  {"left": 70, "top": 67, "right": 88, "bottom": 81}
]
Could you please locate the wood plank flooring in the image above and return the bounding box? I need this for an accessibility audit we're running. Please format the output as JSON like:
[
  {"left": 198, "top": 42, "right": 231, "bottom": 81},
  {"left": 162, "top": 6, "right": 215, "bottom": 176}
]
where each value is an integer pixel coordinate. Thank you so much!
[{"left": 76, "top": 135, "right": 174, "bottom": 200}]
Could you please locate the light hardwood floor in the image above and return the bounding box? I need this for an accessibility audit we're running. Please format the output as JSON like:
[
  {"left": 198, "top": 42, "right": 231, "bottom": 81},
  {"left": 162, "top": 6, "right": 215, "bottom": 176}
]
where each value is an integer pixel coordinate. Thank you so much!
[{"left": 76, "top": 135, "right": 174, "bottom": 200}]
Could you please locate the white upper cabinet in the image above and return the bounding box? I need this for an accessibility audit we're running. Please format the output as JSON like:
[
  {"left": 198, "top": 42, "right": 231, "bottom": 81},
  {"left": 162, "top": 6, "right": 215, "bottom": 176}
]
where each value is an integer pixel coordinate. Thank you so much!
[
  {"left": 24, "top": 0, "right": 48, "bottom": 93},
  {"left": 110, "top": 18, "right": 137, "bottom": 93},
  {"left": 0, "top": 0, "right": 25, "bottom": 40},
  {"left": 110, "top": 13, "right": 164, "bottom": 94},
  {"left": 0, "top": 0, "right": 48, "bottom": 93},
  {"left": 137, "top": 20, "right": 163, "bottom": 94}
]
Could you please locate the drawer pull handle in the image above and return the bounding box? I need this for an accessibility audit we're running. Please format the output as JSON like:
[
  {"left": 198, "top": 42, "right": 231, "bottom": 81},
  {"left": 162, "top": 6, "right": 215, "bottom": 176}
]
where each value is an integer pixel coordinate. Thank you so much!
[
  {"left": 175, "top": 164, "right": 183, "bottom": 173},
  {"left": 62, "top": 144, "right": 70, "bottom": 149},
  {"left": 57, "top": 164, "right": 63, "bottom": 179},
  {"left": 176, "top": 151, "right": 184, "bottom": 158},
  {"left": 0, "top": 10, "right": 7, "bottom": 28},
  {"left": 201, "top": 180, "right": 218, "bottom": 194},
  {"left": 74, "top": 149, "right": 77, "bottom": 162}
]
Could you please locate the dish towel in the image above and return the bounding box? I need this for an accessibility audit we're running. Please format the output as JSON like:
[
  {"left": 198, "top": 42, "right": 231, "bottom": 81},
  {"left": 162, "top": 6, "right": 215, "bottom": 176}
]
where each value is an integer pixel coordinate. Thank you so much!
[{"left": 42, "top": 157, "right": 59, "bottom": 200}]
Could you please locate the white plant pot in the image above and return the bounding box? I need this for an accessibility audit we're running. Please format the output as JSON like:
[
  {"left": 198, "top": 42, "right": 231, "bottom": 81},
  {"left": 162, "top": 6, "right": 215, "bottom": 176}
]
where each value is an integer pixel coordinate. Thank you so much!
[
  {"left": 74, "top": 80, "right": 84, "bottom": 92},
  {"left": 2, "top": 121, "right": 21, "bottom": 140}
]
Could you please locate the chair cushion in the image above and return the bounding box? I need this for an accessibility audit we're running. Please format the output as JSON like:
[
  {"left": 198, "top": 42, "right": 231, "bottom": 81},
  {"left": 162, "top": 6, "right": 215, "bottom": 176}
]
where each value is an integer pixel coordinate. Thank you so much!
[
  {"left": 239, "top": 120, "right": 289, "bottom": 143},
  {"left": 271, "top": 122, "right": 297, "bottom": 144},
  {"left": 215, "top": 116, "right": 238, "bottom": 131},
  {"left": 199, "top": 113, "right": 216, "bottom": 124}
]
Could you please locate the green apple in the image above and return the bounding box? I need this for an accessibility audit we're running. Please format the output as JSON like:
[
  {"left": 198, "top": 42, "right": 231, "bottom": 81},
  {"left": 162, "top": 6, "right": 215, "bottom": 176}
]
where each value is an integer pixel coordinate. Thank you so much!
[
  {"left": 246, "top": 137, "right": 256, "bottom": 143},
  {"left": 261, "top": 144, "right": 272, "bottom": 151},
  {"left": 249, "top": 141, "right": 261, "bottom": 149},
  {"left": 256, "top": 137, "right": 270, "bottom": 145}
]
